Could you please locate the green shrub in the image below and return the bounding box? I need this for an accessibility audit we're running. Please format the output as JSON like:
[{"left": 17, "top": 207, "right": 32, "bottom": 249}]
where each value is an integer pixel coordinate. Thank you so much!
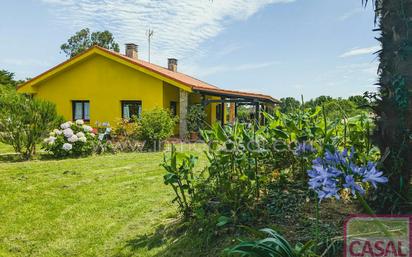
[
  {"left": 138, "top": 108, "right": 177, "bottom": 151},
  {"left": 187, "top": 104, "right": 207, "bottom": 133},
  {"left": 0, "top": 87, "right": 61, "bottom": 159},
  {"left": 42, "top": 120, "right": 99, "bottom": 158}
]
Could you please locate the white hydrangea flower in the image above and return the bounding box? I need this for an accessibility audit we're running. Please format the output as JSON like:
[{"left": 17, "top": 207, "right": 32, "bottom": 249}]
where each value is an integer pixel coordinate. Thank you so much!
[
  {"left": 89, "top": 133, "right": 95, "bottom": 137},
  {"left": 53, "top": 129, "right": 62, "bottom": 135},
  {"left": 62, "top": 143, "right": 72, "bottom": 151},
  {"left": 76, "top": 119, "right": 84, "bottom": 125},
  {"left": 49, "top": 131, "right": 55, "bottom": 136},
  {"left": 76, "top": 132, "right": 85, "bottom": 138},
  {"left": 60, "top": 122, "right": 71, "bottom": 129},
  {"left": 78, "top": 136, "right": 87, "bottom": 143},
  {"left": 63, "top": 128, "right": 74, "bottom": 138},
  {"left": 67, "top": 135, "right": 78, "bottom": 143},
  {"left": 44, "top": 136, "right": 56, "bottom": 144},
  {"left": 82, "top": 125, "right": 93, "bottom": 132}
]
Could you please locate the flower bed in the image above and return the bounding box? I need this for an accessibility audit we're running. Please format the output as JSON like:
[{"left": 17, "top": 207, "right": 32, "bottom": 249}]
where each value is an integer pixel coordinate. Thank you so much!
[{"left": 43, "top": 120, "right": 99, "bottom": 158}]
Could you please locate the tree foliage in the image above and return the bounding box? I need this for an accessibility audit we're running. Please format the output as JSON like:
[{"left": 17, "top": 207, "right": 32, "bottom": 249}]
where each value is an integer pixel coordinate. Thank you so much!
[
  {"left": 60, "top": 28, "right": 120, "bottom": 58},
  {"left": 0, "top": 69, "right": 24, "bottom": 88},
  {"left": 279, "top": 97, "right": 301, "bottom": 113},
  {"left": 363, "top": 0, "right": 412, "bottom": 213}
]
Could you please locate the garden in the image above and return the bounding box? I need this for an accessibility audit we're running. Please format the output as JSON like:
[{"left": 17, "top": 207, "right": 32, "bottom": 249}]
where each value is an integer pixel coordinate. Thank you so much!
[{"left": 1, "top": 74, "right": 410, "bottom": 256}]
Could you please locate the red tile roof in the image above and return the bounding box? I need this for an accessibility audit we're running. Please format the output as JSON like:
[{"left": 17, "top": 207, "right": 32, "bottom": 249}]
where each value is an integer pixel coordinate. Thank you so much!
[{"left": 20, "top": 46, "right": 278, "bottom": 103}]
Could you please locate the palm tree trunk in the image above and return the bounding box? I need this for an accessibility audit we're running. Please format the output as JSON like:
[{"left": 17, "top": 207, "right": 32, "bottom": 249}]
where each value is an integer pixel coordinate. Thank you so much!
[{"left": 370, "top": 0, "right": 412, "bottom": 213}]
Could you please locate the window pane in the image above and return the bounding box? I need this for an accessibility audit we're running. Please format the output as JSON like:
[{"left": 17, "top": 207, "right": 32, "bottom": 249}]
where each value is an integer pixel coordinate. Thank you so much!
[
  {"left": 129, "top": 104, "right": 138, "bottom": 118},
  {"left": 123, "top": 105, "right": 130, "bottom": 119},
  {"left": 74, "top": 102, "right": 83, "bottom": 120},
  {"left": 137, "top": 104, "right": 142, "bottom": 118},
  {"left": 84, "top": 102, "right": 90, "bottom": 120}
]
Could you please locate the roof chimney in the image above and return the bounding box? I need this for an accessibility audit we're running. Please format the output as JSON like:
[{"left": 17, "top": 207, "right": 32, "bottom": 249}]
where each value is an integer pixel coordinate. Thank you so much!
[
  {"left": 168, "top": 58, "right": 177, "bottom": 72},
  {"left": 125, "top": 43, "right": 138, "bottom": 60}
]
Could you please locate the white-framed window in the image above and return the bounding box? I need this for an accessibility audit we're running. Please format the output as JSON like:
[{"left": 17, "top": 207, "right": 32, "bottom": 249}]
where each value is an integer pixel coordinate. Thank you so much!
[
  {"left": 72, "top": 100, "right": 90, "bottom": 121},
  {"left": 121, "top": 101, "right": 142, "bottom": 120}
]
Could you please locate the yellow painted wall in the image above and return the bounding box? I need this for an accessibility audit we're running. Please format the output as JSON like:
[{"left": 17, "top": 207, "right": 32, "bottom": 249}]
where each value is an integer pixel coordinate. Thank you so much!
[
  {"left": 163, "top": 82, "right": 180, "bottom": 134},
  {"left": 163, "top": 82, "right": 179, "bottom": 112},
  {"left": 27, "top": 54, "right": 164, "bottom": 126},
  {"left": 17, "top": 49, "right": 225, "bottom": 131}
]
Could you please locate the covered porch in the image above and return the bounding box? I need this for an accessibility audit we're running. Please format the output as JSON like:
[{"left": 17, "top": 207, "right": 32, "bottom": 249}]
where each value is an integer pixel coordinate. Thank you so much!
[{"left": 177, "top": 87, "right": 279, "bottom": 139}]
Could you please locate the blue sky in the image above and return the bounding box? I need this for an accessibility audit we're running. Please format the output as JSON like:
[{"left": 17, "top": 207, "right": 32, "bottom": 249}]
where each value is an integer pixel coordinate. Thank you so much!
[{"left": 0, "top": 0, "right": 379, "bottom": 100}]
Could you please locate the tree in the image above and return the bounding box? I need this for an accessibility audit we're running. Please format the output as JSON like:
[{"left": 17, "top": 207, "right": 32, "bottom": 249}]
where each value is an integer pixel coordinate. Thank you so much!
[
  {"left": 60, "top": 28, "right": 120, "bottom": 58},
  {"left": 305, "top": 95, "right": 333, "bottom": 109},
  {"left": 348, "top": 95, "right": 369, "bottom": 107},
  {"left": 364, "top": 0, "right": 412, "bottom": 213},
  {"left": 0, "top": 69, "right": 24, "bottom": 88},
  {"left": 279, "top": 97, "right": 300, "bottom": 113}
]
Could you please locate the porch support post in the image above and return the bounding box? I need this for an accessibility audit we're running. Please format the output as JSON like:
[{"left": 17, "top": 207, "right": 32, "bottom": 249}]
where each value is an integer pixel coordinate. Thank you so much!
[
  {"left": 234, "top": 103, "right": 238, "bottom": 120},
  {"left": 255, "top": 102, "right": 260, "bottom": 126},
  {"left": 179, "top": 89, "right": 188, "bottom": 139},
  {"left": 229, "top": 102, "right": 235, "bottom": 124}
]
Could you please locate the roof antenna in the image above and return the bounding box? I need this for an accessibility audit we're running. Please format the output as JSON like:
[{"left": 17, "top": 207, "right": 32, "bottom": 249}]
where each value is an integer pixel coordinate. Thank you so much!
[{"left": 146, "top": 29, "right": 154, "bottom": 63}]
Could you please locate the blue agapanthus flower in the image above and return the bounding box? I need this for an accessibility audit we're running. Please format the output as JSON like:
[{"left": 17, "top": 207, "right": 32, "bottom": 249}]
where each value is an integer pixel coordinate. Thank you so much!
[
  {"left": 307, "top": 148, "right": 387, "bottom": 201},
  {"left": 343, "top": 175, "right": 365, "bottom": 195},
  {"left": 362, "top": 162, "right": 388, "bottom": 188}
]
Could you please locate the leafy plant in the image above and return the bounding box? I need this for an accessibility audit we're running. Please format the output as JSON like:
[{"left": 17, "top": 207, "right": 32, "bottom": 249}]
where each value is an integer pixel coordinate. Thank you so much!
[
  {"left": 199, "top": 122, "right": 274, "bottom": 223},
  {"left": 161, "top": 144, "right": 198, "bottom": 217},
  {"left": 0, "top": 87, "right": 62, "bottom": 159},
  {"left": 225, "top": 228, "right": 315, "bottom": 257},
  {"left": 138, "top": 108, "right": 177, "bottom": 151},
  {"left": 186, "top": 104, "right": 207, "bottom": 133}
]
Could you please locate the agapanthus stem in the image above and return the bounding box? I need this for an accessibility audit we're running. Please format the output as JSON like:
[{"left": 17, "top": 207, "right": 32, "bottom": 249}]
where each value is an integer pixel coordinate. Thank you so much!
[
  {"left": 356, "top": 192, "right": 375, "bottom": 215},
  {"left": 315, "top": 194, "right": 320, "bottom": 251},
  {"left": 356, "top": 192, "right": 392, "bottom": 238}
]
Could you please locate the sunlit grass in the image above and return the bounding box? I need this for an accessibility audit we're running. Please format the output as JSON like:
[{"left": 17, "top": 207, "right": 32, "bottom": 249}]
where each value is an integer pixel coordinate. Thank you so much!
[{"left": 0, "top": 144, "right": 207, "bottom": 257}]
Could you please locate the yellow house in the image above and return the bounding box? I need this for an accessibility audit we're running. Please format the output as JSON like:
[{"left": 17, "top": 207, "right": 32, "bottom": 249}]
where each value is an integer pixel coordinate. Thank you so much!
[{"left": 17, "top": 44, "right": 278, "bottom": 138}]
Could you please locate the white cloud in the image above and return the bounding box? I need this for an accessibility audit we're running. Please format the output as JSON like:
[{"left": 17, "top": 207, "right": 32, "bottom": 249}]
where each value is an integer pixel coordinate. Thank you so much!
[
  {"left": 339, "top": 46, "right": 380, "bottom": 58},
  {"left": 39, "top": 0, "right": 294, "bottom": 67}
]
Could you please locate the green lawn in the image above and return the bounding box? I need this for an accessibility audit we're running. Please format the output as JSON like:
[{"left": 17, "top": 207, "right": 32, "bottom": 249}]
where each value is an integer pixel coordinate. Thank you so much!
[
  {"left": 0, "top": 142, "right": 14, "bottom": 154},
  {"left": 0, "top": 145, "right": 206, "bottom": 257}
]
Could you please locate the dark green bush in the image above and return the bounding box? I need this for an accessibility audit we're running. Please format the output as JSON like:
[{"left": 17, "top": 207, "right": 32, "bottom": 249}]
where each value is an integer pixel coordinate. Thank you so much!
[{"left": 138, "top": 108, "right": 177, "bottom": 151}]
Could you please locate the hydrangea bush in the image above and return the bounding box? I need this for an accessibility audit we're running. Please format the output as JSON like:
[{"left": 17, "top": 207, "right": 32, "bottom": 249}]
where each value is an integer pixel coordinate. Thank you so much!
[{"left": 43, "top": 120, "right": 98, "bottom": 157}]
